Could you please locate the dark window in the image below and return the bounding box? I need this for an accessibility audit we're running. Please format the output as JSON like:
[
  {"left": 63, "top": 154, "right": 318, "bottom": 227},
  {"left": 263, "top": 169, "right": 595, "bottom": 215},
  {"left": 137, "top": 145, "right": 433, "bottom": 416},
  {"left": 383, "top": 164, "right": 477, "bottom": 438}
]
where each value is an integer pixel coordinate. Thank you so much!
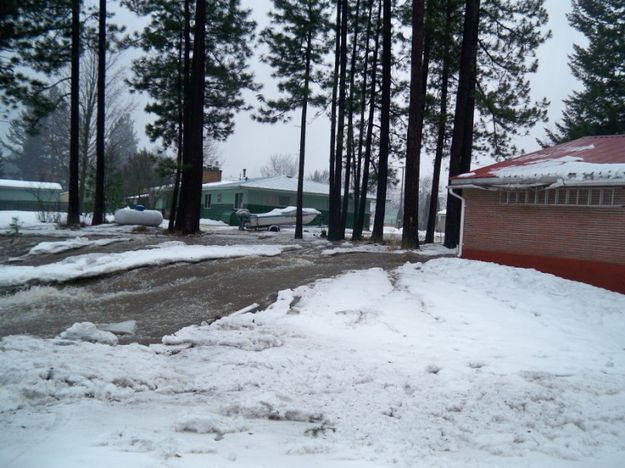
[
  {"left": 234, "top": 192, "right": 244, "bottom": 208},
  {"left": 204, "top": 194, "right": 212, "bottom": 209}
]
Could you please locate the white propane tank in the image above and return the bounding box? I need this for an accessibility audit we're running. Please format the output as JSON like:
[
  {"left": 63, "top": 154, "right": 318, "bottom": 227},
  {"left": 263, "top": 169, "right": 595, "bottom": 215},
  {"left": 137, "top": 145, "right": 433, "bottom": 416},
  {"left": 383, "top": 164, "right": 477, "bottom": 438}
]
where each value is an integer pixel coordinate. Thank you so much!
[{"left": 114, "top": 207, "right": 163, "bottom": 227}]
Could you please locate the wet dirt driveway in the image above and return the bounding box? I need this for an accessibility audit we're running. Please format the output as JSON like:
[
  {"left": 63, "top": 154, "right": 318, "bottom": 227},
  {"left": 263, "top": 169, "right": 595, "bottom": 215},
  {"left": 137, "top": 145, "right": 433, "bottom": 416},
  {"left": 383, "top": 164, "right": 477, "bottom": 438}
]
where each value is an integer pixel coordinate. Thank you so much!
[{"left": 0, "top": 228, "right": 450, "bottom": 344}]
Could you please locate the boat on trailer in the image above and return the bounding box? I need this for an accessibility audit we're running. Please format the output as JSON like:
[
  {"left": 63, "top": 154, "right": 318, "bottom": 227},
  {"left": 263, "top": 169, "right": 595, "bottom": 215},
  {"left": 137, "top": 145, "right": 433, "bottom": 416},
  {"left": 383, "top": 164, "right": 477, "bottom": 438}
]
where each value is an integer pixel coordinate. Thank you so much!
[{"left": 235, "top": 206, "right": 321, "bottom": 231}]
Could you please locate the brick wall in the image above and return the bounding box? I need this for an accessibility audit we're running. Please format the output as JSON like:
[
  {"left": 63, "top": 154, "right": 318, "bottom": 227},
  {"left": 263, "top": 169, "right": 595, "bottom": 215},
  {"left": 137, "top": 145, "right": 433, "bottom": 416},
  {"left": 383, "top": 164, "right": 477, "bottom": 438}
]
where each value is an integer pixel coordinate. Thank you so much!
[
  {"left": 461, "top": 187, "right": 625, "bottom": 293},
  {"left": 463, "top": 187, "right": 625, "bottom": 265}
]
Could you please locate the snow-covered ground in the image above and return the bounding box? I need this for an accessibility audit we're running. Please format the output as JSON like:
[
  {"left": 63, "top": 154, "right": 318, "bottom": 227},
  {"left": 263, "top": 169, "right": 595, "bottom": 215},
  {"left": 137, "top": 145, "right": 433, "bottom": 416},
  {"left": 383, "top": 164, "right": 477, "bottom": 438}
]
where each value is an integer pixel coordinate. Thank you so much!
[
  {"left": 321, "top": 242, "right": 453, "bottom": 257},
  {"left": 1, "top": 258, "right": 624, "bottom": 467},
  {"left": 0, "top": 210, "right": 66, "bottom": 235},
  {"left": 0, "top": 210, "right": 235, "bottom": 237}
]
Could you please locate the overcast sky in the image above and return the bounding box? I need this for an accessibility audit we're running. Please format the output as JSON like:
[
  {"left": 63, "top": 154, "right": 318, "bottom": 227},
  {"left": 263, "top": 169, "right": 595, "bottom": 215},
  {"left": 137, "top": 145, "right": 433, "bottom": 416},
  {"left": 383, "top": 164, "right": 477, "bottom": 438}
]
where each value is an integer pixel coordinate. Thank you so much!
[{"left": 2, "top": 0, "right": 583, "bottom": 183}]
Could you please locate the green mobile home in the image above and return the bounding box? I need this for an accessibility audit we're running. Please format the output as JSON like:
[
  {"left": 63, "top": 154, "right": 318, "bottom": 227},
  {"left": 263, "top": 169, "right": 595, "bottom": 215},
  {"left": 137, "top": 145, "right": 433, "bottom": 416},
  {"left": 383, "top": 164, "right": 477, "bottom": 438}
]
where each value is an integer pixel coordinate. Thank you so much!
[
  {"left": 186, "top": 175, "right": 371, "bottom": 228},
  {"left": 0, "top": 179, "right": 63, "bottom": 211}
]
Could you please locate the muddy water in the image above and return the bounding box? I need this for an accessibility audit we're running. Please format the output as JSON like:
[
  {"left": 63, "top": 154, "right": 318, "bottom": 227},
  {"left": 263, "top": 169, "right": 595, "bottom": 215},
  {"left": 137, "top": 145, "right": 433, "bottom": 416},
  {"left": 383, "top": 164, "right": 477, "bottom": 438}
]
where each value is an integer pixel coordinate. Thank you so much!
[{"left": 0, "top": 231, "right": 447, "bottom": 344}]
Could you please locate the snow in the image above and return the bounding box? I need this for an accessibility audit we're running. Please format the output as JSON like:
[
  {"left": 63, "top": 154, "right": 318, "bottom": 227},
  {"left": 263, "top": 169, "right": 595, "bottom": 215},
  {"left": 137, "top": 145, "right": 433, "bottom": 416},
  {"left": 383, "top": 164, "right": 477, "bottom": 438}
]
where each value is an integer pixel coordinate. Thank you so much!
[
  {"left": 0, "top": 178, "right": 62, "bottom": 190},
  {"left": 200, "top": 217, "right": 229, "bottom": 226},
  {"left": 24, "top": 236, "right": 130, "bottom": 256},
  {"left": 58, "top": 322, "right": 119, "bottom": 345},
  {"left": 99, "top": 320, "right": 137, "bottom": 335},
  {"left": 203, "top": 175, "right": 332, "bottom": 196},
  {"left": 262, "top": 206, "right": 322, "bottom": 217},
  {"left": 321, "top": 242, "right": 454, "bottom": 257},
  {"left": 0, "top": 210, "right": 65, "bottom": 232},
  {"left": 1, "top": 258, "right": 624, "bottom": 467},
  {"left": 0, "top": 210, "right": 237, "bottom": 236},
  {"left": 0, "top": 241, "right": 296, "bottom": 287},
  {"left": 491, "top": 156, "right": 625, "bottom": 181},
  {"left": 568, "top": 144, "right": 596, "bottom": 152}
]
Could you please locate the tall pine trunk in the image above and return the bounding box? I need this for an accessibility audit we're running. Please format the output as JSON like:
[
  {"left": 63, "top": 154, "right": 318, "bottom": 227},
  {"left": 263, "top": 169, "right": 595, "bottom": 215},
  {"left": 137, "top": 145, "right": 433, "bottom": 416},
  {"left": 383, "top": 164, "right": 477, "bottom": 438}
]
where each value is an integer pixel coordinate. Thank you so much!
[
  {"left": 295, "top": 30, "right": 313, "bottom": 240},
  {"left": 340, "top": 0, "right": 362, "bottom": 234},
  {"left": 167, "top": 7, "right": 191, "bottom": 232},
  {"left": 92, "top": 0, "right": 106, "bottom": 225},
  {"left": 328, "top": 0, "right": 349, "bottom": 241},
  {"left": 352, "top": 0, "right": 375, "bottom": 240},
  {"left": 371, "top": 0, "right": 392, "bottom": 242},
  {"left": 353, "top": 0, "right": 381, "bottom": 240},
  {"left": 179, "top": 0, "right": 205, "bottom": 235},
  {"left": 401, "top": 0, "right": 426, "bottom": 249},
  {"left": 425, "top": 0, "right": 453, "bottom": 244},
  {"left": 328, "top": 0, "right": 340, "bottom": 235},
  {"left": 444, "top": 0, "right": 480, "bottom": 248},
  {"left": 67, "top": 0, "right": 81, "bottom": 227},
  {"left": 175, "top": 0, "right": 193, "bottom": 232}
]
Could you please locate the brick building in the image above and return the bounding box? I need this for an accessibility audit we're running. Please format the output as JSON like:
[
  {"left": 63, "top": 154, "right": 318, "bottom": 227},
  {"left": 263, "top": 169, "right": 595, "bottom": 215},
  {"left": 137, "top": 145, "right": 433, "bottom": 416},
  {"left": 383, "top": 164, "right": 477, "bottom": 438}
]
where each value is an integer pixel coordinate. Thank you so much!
[{"left": 449, "top": 135, "right": 625, "bottom": 294}]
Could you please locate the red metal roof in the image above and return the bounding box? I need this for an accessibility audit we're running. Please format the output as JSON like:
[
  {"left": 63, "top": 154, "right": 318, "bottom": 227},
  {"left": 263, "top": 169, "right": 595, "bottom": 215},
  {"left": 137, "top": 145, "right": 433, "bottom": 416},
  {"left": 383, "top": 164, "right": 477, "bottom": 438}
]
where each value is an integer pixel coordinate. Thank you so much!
[{"left": 454, "top": 135, "right": 625, "bottom": 182}]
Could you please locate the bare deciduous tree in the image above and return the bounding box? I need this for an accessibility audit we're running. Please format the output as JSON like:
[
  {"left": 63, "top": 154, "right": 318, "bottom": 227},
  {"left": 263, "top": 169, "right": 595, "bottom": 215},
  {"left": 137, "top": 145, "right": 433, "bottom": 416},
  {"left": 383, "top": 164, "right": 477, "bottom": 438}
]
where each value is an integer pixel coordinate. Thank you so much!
[{"left": 260, "top": 153, "right": 298, "bottom": 178}]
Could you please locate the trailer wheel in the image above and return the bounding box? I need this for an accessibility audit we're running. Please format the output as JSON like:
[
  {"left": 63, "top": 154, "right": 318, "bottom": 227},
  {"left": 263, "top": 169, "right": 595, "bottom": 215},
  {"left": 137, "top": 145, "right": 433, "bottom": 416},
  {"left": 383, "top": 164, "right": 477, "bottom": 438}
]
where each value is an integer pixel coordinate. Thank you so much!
[{"left": 269, "top": 225, "right": 280, "bottom": 232}]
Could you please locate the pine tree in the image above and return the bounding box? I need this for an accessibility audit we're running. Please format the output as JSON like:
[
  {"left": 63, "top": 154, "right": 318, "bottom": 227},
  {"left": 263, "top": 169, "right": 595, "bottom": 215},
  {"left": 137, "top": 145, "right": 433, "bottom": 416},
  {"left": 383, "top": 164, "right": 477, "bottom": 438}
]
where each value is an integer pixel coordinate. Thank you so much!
[
  {"left": 351, "top": 0, "right": 376, "bottom": 240},
  {"left": 339, "top": 0, "right": 362, "bottom": 236},
  {"left": 92, "top": 0, "right": 107, "bottom": 225},
  {"left": 256, "top": 0, "right": 330, "bottom": 239},
  {"left": 0, "top": 0, "right": 71, "bottom": 118},
  {"left": 352, "top": 0, "right": 382, "bottom": 241},
  {"left": 328, "top": 0, "right": 341, "bottom": 240},
  {"left": 475, "top": 0, "right": 550, "bottom": 158},
  {"left": 177, "top": 0, "right": 205, "bottom": 235},
  {"left": 545, "top": 0, "right": 625, "bottom": 142},
  {"left": 424, "top": 0, "right": 458, "bottom": 244},
  {"left": 371, "top": 0, "right": 392, "bottom": 242},
  {"left": 67, "top": 0, "right": 81, "bottom": 227},
  {"left": 401, "top": 0, "right": 426, "bottom": 249},
  {"left": 443, "top": 0, "right": 480, "bottom": 249},
  {"left": 127, "top": 0, "right": 257, "bottom": 233},
  {"left": 328, "top": 0, "right": 349, "bottom": 241}
]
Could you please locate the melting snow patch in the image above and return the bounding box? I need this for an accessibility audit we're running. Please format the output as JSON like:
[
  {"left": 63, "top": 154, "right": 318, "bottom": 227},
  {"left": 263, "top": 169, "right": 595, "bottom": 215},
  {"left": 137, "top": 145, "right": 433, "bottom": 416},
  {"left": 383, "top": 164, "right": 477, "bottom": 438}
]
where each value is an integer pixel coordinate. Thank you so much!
[{"left": 58, "top": 322, "right": 118, "bottom": 345}]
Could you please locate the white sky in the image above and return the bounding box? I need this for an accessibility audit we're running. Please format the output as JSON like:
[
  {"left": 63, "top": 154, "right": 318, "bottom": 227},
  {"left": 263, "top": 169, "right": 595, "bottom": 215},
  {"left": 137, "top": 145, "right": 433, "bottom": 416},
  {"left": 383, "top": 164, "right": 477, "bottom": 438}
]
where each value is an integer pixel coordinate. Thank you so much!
[{"left": 1, "top": 0, "right": 582, "bottom": 182}]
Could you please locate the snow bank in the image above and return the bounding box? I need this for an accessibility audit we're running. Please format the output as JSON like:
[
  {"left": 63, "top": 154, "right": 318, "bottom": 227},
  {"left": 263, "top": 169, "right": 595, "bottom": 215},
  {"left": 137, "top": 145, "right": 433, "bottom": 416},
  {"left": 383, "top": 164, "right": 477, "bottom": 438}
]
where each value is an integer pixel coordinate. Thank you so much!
[
  {"left": 1, "top": 258, "right": 624, "bottom": 467},
  {"left": 0, "top": 241, "right": 294, "bottom": 287}
]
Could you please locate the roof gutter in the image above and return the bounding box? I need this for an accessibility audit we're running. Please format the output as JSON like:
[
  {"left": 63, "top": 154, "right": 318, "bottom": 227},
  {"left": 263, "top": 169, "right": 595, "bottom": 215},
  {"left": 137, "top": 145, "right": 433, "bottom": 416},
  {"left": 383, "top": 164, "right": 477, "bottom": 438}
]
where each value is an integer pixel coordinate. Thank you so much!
[
  {"left": 546, "top": 178, "right": 625, "bottom": 189},
  {"left": 447, "top": 187, "right": 466, "bottom": 258},
  {"left": 447, "top": 183, "right": 497, "bottom": 191},
  {"left": 451, "top": 177, "right": 625, "bottom": 190}
]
